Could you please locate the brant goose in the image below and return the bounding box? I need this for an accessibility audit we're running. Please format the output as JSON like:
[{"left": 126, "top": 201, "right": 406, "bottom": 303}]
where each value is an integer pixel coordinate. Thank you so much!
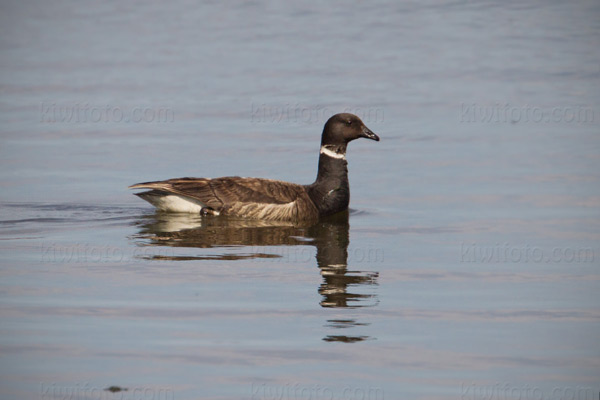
[{"left": 129, "top": 113, "right": 379, "bottom": 221}]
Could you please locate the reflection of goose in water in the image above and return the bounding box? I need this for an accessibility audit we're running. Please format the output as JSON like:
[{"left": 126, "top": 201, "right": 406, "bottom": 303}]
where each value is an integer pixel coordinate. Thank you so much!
[
  {"left": 307, "top": 215, "right": 379, "bottom": 309},
  {"left": 131, "top": 210, "right": 378, "bottom": 342}
]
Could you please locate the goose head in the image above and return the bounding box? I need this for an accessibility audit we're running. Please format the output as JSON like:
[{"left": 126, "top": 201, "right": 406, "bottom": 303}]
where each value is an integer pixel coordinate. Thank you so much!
[{"left": 321, "top": 113, "right": 380, "bottom": 147}]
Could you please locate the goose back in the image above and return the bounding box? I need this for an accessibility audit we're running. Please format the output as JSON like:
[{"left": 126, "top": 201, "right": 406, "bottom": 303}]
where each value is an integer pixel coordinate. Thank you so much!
[{"left": 131, "top": 177, "right": 320, "bottom": 221}]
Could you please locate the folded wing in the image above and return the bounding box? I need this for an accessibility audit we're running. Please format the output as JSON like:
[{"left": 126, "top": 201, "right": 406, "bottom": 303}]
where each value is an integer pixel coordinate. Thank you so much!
[{"left": 129, "top": 177, "right": 318, "bottom": 221}]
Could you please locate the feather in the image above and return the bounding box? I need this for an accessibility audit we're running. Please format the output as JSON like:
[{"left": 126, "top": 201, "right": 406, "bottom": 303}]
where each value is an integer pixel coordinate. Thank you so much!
[{"left": 129, "top": 177, "right": 319, "bottom": 221}]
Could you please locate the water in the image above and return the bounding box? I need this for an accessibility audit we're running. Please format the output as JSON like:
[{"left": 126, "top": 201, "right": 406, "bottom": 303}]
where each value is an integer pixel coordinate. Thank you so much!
[{"left": 1, "top": 1, "right": 599, "bottom": 399}]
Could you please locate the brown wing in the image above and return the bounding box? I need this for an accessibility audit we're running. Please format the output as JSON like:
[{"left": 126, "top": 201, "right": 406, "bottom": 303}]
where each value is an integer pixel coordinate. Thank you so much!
[{"left": 129, "top": 177, "right": 319, "bottom": 221}]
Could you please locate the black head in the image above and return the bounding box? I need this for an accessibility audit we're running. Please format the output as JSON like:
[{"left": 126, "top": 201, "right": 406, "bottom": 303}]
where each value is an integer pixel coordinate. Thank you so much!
[{"left": 321, "top": 113, "right": 380, "bottom": 147}]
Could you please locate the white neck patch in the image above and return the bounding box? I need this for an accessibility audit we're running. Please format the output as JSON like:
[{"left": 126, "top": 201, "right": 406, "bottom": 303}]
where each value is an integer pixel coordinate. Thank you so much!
[{"left": 320, "top": 146, "right": 346, "bottom": 160}]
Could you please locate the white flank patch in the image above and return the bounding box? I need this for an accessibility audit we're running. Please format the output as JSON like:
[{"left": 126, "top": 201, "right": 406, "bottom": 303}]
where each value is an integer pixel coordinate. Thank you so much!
[
  {"left": 320, "top": 146, "right": 346, "bottom": 160},
  {"left": 148, "top": 194, "right": 205, "bottom": 213},
  {"left": 255, "top": 200, "right": 296, "bottom": 220}
]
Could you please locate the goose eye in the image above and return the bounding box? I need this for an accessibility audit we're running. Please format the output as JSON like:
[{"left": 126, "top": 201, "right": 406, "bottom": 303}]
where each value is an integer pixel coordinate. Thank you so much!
[{"left": 347, "top": 120, "right": 352, "bottom": 125}]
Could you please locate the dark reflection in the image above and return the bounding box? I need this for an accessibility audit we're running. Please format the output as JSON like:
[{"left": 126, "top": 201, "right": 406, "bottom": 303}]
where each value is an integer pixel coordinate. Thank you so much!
[
  {"left": 322, "top": 335, "right": 370, "bottom": 343},
  {"left": 323, "top": 319, "right": 372, "bottom": 343},
  {"left": 131, "top": 210, "right": 378, "bottom": 342},
  {"left": 307, "top": 216, "right": 379, "bottom": 309}
]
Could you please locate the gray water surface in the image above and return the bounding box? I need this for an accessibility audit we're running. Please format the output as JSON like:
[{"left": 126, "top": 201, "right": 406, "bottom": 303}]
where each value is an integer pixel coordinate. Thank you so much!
[{"left": 1, "top": 1, "right": 599, "bottom": 399}]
